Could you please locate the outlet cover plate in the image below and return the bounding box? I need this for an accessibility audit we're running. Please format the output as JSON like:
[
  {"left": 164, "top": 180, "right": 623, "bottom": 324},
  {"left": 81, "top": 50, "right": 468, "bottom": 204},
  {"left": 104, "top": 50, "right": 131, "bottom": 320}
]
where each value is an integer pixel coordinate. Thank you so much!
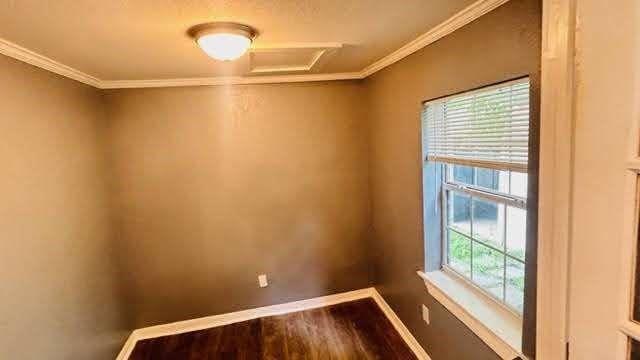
[{"left": 422, "top": 304, "right": 430, "bottom": 324}]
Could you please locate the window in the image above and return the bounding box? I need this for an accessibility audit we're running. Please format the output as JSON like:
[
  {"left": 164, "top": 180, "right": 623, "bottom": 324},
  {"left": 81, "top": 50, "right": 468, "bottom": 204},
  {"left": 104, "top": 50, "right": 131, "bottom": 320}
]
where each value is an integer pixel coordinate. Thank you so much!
[
  {"left": 443, "top": 164, "right": 527, "bottom": 313},
  {"left": 423, "top": 77, "right": 530, "bottom": 315}
]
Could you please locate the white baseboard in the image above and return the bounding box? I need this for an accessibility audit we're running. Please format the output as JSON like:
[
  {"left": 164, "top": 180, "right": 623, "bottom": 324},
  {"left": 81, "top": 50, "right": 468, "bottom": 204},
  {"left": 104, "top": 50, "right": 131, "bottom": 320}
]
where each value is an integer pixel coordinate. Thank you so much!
[
  {"left": 116, "top": 287, "right": 430, "bottom": 360},
  {"left": 371, "top": 288, "right": 432, "bottom": 360}
]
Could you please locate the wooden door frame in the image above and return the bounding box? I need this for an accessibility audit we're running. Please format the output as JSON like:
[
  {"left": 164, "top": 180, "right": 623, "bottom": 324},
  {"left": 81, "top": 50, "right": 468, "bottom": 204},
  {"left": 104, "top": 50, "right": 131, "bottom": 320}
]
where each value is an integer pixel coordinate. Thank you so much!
[
  {"left": 616, "top": 1, "right": 640, "bottom": 358},
  {"left": 536, "top": 0, "right": 576, "bottom": 359}
]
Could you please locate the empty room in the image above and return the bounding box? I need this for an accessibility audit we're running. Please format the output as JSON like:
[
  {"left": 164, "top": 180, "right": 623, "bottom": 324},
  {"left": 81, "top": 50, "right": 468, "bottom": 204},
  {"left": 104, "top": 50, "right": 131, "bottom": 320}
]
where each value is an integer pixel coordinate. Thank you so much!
[{"left": 1, "top": 0, "right": 638, "bottom": 359}]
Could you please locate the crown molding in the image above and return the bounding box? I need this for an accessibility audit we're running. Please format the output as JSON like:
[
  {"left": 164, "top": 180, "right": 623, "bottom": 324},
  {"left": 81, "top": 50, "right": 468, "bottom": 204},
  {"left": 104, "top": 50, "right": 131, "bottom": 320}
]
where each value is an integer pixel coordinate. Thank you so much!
[
  {"left": 360, "top": 0, "right": 510, "bottom": 77},
  {"left": 98, "top": 72, "right": 363, "bottom": 89},
  {"left": 0, "top": 0, "right": 508, "bottom": 89},
  {"left": 0, "top": 38, "right": 101, "bottom": 87}
]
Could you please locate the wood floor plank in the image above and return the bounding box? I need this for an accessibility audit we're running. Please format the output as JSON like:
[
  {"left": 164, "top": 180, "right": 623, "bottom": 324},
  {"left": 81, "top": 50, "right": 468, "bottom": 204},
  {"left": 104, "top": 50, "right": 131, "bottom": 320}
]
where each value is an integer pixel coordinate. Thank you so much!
[
  {"left": 128, "top": 298, "right": 418, "bottom": 360},
  {"left": 305, "top": 308, "right": 343, "bottom": 360},
  {"left": 285, "top": 311, "right": 314, "bottom": 360},
  {"left": 261, "top": 314, "right": 288, "bottom": 360},
  {"left": 343, "top": 298, "right": 417, "bottom": 359},
  {"left": 186, "top": 327, "right": 221, "bottom": 359},
  {"left": 330, "top": 299, "right": 389, "bottom": 359},
  {"left": 327, "top": 303, "right": 375, "bottom": 359}
]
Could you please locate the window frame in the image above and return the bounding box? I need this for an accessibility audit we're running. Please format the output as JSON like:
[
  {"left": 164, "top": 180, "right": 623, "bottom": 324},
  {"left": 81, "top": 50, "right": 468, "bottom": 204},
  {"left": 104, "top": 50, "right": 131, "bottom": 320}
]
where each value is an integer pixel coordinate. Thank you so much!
[
  {"left": 419, "top": 74, "right": 543, "bottom": 358},
  {"left": 440, "top": 163, "right": 528, "bottom": 316}
]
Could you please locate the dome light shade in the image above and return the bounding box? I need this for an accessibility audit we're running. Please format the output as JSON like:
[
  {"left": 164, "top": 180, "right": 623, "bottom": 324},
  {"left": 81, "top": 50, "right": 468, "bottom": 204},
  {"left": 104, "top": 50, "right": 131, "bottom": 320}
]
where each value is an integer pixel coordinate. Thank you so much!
[
  {"left": 189, "top": 22, "right": 257, "bottom": 61},
  {"left": 197, "top": 33, "right": 251, "bottom": 61}
]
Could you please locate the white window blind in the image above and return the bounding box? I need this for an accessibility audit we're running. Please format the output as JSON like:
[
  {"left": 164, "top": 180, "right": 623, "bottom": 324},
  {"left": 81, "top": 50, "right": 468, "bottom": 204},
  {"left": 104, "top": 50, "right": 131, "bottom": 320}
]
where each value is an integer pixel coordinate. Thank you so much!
[{"left": 423, "top": 78, "right": 530, "bottom": 172}]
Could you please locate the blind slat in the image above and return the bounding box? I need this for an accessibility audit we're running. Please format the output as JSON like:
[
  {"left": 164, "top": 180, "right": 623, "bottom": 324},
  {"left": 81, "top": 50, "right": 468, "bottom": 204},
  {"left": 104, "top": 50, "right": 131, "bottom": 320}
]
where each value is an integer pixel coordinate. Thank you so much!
[
  {"left": 445, "top": 96, "right": 529, "bottom": 110},
  {"left": 444, "top": 88, "right": 529, "bottom": 105},
  {"left": 423, "top": 78, "right": 530, "bottom": 171},
  {"left": 441, "top": 110, "right": 530, "bottom": 121}
]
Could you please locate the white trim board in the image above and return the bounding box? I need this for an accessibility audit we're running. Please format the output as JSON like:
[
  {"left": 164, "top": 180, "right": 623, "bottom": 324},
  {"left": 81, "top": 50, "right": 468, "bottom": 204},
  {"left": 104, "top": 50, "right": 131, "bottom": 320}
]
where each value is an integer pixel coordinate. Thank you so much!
[
  {"left": 0, "top": 0, "right": 509, "bottom": 89},
  {"left": 535, "top": 0, "right": 576, "bottom": 359},
  {"left": 99, "top": 72, "right": 362, "bottom": 89},
  {"left": 115, "top": 288, "right": 431, "bottom": 360},
  {"left": 0, "top": 38, "right": 100, "bottom": 87},
  {"left": 370, "top": 288, "right": 432, "bottom": 359},
  {"left": 359, "top": 0, "right": 509, "bottom": 77}
]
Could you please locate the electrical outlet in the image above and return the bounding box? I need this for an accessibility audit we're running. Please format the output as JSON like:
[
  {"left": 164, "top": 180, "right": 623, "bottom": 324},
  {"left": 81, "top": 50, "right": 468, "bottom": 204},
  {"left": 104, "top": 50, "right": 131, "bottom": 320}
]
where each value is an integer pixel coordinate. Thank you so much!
[
  {"left": 258, "top": 274, "right": 268, "bottom": 288},
  {"left": 422, "top": 304, "right": 430, "bottom": 325}
]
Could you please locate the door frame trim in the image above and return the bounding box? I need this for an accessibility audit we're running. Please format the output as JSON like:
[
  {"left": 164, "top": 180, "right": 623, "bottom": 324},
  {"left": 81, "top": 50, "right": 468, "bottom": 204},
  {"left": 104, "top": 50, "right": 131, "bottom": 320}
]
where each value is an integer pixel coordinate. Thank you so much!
[{"left": 536, "top": 0, "right": 576, "bottom": 359}]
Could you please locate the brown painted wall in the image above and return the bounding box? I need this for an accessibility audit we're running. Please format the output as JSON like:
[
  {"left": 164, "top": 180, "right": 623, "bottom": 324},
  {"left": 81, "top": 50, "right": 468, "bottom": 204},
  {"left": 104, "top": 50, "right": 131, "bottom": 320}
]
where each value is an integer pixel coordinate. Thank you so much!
[
  {"left": 364, "top": 0, "right": 541, "bottom": 359},
  {"left": 0, "top": 2, "right": 540, "bottom": 357},
  {"left": 104, "top": 81, "right": 372, "bottom": 327},
  {"left": 0, "top": 55, "right": 129, "bottom": 359}
]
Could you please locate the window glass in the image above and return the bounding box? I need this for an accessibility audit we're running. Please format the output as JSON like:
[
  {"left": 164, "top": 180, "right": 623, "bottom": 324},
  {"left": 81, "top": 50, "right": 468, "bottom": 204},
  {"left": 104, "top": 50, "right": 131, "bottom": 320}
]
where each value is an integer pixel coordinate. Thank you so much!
[
  {"left": 505, "top": 258, "right": 525, "bottom": 313},
  {"left": 472, "top": 242, "right": 504, "bottom": 300},
  {"left": 450, "top": 165, "right": 511, "bottom": 193},
  {"left": 510, "top": 171, "right": 528, "bottom": 198},
  {"left": 452, "top": 165, "right": 474, "bottom": 185},
  {"left": 506, "top": 206, "right": 527, "bottom": 261},
  {"left": 448, "top": 230, "right": 471, "bottom": 277},
  {"left": 443, "top": 164, "right": 528, "bottom": 314},
  {"left": 476, "top": 167, "right": 502, "bottom": 191},
  {"left": 448, "top": 193, "right": 471, "bottom": 236},
  {"left": 472, "top": 198, "right": 505, "bottom": 249}
]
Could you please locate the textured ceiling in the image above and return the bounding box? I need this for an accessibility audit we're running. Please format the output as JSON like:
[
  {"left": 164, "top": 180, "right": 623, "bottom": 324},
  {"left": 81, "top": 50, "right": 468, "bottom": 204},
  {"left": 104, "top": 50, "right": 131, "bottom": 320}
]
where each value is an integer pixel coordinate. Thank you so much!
[{"left": 0, "top": 0, "right": 476, "bottom": 80}]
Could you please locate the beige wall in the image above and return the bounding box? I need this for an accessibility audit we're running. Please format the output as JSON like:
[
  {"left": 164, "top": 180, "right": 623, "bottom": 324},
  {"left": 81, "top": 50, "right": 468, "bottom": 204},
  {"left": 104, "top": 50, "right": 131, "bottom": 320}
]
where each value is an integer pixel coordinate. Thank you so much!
[
  {"left": 104, "top": 82, "right": 372, "bottom": 327},
  {"left": 0, "top": 56, "right": 372, "bottom": 356},
  {"left": 0, "top": 55, "right": 128, "bottom": 359},
  {"left": 3, "top": 1, "right": 634, "bottom": 357},
  {"left": 364, "top": 0, "right": 540, "bottom": 359},
  {"left": 0, "top": 1, "right": 546, "bottom": 358},
  {"left": 568, "top": 0, "right": 637, "bottom": 358}
]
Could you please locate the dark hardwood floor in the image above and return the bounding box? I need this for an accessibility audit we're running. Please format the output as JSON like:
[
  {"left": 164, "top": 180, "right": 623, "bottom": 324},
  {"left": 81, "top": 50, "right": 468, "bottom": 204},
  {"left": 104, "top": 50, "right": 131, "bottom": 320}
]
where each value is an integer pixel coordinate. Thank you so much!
[{"left": 129, "top": 298, "right": 418, "bottom": 360}]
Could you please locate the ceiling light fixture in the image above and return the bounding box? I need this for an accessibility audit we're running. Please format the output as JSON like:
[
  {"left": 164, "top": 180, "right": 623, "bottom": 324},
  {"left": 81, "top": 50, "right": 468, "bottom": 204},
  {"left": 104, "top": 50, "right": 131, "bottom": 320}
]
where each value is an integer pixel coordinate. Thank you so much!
[{"left": 189, "top": 22, "right": 258, "bottom": 61}]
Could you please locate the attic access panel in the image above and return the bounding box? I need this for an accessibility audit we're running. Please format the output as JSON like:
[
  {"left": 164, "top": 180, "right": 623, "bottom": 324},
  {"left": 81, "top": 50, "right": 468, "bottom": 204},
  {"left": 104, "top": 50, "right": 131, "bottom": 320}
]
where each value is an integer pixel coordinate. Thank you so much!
[{"left": 248, "top": 43, "right": 342, "bottom": 75}]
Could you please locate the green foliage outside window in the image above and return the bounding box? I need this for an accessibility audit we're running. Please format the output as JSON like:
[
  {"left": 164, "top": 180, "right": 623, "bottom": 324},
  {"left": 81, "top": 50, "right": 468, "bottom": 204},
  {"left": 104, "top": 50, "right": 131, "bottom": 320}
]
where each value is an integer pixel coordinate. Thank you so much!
[{"left": 449, "top": 231, "right": 524, "bottom": 292}]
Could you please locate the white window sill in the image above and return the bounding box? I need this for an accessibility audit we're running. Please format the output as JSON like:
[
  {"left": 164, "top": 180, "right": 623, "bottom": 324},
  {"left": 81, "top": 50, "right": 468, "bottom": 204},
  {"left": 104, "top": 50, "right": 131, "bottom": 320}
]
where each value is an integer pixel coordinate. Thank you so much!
[{"left": 417, "top": 270, "right": 525, "bottom": 360}]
